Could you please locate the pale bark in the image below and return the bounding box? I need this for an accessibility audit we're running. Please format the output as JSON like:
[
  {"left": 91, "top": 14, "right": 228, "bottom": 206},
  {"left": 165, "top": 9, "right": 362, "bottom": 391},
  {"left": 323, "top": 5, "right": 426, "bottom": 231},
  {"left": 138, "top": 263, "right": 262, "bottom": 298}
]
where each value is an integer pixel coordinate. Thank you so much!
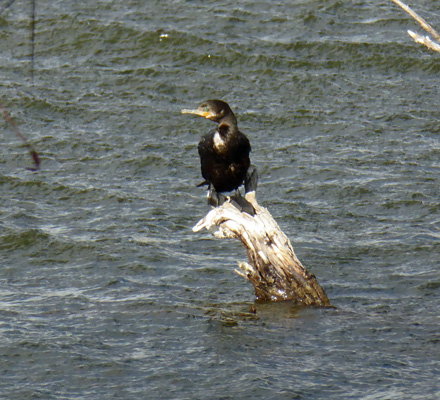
[
  {"left": 193, "top": 180, "right": 330, "bottom": 306},
  {"left": 391, "top": 0, "right": 440, "bottom": 53}
]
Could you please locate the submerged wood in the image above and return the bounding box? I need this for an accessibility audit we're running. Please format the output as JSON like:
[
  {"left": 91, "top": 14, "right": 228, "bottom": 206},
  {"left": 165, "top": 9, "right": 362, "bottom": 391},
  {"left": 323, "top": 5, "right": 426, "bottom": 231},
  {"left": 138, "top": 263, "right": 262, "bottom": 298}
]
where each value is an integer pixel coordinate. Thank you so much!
[{"left": 193, "top": 171, "right": 330, "bottom": 306}]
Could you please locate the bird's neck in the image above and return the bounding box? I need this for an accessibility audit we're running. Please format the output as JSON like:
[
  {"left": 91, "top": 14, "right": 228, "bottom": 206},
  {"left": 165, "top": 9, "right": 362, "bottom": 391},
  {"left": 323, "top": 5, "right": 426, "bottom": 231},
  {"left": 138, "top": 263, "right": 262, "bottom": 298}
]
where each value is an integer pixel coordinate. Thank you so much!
[
  {"left": 219, "top": 114, "right": 237, "bottom": 129},
  {"left": 213, "top": 121, "right": 239, "bottom": 153}
]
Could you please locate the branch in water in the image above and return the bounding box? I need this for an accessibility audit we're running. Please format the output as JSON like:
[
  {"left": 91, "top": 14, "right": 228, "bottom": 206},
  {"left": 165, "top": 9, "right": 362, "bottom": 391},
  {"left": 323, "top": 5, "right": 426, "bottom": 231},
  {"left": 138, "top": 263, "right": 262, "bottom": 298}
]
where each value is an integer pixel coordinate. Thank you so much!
[
  {"left": 0, "top": 100, "right": 40, "bottom": 171},
  {"left": 0, "top": 0, "right": 16, "bottom": 16},
  {"left": 407, "top": 30, "right": 440, "bottom": 53},
  {"left": 391, "top": 0, "right": 440, "bottom": 53},
  {"left": 30, "top": 0, "right": 36, "bottom": 81}
]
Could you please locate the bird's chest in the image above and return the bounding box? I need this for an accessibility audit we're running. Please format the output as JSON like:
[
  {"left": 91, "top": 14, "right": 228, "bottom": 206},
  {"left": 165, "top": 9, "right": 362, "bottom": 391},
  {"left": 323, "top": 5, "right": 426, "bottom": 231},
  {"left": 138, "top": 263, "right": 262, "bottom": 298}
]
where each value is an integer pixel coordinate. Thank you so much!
[{"left": 213, "top": 131, "right": 228, "bottom": 154}]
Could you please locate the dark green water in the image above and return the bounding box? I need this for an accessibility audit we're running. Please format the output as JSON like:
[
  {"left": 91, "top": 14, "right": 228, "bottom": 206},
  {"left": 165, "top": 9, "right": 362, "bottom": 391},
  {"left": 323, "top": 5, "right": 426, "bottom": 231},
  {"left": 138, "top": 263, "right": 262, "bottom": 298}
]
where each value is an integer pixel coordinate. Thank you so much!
[{"left": 1, "top": 1, "right": 439, "bottom": 399}]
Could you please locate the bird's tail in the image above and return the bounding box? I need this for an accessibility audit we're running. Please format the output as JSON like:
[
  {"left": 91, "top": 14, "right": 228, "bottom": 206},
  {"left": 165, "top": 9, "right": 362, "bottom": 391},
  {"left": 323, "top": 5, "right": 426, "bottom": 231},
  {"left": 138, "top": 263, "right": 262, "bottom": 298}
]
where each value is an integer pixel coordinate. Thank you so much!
[{"left": 196, "top": 180, "right": 209, "bottom": 188}]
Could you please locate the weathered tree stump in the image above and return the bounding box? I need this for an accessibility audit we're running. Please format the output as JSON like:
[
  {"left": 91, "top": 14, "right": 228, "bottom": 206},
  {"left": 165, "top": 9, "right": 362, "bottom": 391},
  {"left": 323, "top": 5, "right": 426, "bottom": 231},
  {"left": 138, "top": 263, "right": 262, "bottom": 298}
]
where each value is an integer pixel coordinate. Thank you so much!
[{"left": 193, "top": 170, "right": 330, "bottom": 307}]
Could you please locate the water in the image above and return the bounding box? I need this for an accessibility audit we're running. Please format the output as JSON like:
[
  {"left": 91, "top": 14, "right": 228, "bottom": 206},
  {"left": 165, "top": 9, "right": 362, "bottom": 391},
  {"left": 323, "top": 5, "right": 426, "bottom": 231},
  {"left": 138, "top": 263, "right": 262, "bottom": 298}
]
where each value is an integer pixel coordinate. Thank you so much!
[{"left": 1, "top": 0, "right": 439, "bottom": 398}]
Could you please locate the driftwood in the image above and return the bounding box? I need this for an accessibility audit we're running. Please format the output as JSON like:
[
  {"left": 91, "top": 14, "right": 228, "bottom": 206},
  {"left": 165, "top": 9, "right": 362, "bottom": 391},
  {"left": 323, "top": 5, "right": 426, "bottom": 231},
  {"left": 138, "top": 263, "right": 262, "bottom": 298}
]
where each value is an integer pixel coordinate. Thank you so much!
[
  {"left": 391, "top": 0, "right": 440, "bottom": 53},
  {"left": 193, "top": 170, "right": 330, "bottom": 307}
]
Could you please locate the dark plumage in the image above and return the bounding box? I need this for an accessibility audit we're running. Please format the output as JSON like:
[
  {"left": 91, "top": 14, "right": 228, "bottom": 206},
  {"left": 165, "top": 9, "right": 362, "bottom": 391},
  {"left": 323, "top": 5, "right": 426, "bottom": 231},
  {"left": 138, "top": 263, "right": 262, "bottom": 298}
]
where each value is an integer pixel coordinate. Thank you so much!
[{"left": 181, "top": 99, "right": 251, "bottom": 193}]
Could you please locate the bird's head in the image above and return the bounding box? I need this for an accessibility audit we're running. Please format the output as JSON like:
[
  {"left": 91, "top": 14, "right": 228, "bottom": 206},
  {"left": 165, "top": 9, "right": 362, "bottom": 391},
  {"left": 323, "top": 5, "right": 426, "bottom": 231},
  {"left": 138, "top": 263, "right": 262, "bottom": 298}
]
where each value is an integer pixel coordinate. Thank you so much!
[{"left": 181, "top": 99, "right": 236, "bottom": 124}]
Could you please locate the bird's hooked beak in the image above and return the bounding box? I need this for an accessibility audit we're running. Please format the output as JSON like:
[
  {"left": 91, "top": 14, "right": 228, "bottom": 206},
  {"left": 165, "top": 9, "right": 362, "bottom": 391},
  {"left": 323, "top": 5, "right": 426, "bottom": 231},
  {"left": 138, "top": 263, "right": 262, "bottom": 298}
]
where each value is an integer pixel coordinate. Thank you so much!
[{"left": 181, "top": 108, "right": 214, "bottom": 120}]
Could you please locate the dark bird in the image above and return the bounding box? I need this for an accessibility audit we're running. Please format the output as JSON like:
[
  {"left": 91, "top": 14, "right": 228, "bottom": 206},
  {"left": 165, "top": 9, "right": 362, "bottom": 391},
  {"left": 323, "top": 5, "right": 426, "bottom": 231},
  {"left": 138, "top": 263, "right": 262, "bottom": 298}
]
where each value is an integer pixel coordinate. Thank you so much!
[{"left": 181, "top": 99, "right": 254, "bottom": 214}]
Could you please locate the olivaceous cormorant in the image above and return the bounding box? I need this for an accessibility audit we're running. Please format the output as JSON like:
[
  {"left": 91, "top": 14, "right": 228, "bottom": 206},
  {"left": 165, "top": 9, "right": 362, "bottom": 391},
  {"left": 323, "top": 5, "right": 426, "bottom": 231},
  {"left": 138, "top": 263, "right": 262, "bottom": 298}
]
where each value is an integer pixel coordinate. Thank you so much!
[{"left": 181, "top": 99, "right": 254, "bottom": 215}]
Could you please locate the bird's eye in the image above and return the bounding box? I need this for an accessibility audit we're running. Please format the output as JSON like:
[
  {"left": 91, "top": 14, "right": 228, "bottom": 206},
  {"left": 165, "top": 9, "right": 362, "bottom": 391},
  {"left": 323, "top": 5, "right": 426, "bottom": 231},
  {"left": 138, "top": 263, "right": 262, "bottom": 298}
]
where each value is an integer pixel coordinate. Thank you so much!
[{"left": 204, "top": 106, "right": 209, "bottom": 112}]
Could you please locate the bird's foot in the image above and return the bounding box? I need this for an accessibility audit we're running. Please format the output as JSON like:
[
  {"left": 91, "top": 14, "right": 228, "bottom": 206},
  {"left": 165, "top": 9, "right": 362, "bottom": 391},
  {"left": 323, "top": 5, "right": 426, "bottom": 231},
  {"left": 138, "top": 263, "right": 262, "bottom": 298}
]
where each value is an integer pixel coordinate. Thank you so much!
[
  {"left": 207, "top": 188, "right": 255, "bottom": 216},
  {"left": 229, "top": 191, "right": 255, "bottom": 216},
  {"left": 207, "top": 188, "right": 226, "bottom": 207}
]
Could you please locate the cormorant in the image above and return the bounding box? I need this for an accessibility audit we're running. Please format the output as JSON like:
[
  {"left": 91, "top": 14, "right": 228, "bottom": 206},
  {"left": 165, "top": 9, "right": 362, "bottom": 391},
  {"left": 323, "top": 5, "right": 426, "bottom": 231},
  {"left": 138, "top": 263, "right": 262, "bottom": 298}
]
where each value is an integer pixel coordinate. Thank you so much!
[{"left": 181, "top": 99, "right": 254, "bottom": 214}]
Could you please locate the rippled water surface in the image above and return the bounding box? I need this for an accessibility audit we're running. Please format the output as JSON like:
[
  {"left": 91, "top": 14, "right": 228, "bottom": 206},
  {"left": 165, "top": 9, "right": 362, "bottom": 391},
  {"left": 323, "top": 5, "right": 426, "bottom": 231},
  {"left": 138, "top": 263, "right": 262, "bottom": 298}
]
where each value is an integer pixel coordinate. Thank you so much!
[{"left": 1, "top": 1, "right": 439, "bottom": 399}]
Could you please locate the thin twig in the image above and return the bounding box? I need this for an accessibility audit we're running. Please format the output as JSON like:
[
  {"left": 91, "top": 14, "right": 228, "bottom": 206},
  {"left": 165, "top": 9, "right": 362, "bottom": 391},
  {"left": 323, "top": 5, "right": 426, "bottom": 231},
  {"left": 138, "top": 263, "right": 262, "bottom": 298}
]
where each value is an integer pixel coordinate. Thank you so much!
[
  {"left": 0, "top": 100, "right": 40, "bottom": 171},
  {"left": 0, "top": 0, "right": 16, "bottom": 16},
  {"left": 408, "top": 30, "right": 440, "bottom": 53},
  {"left": 1, "top": 0, "right": 37, "bottom": 79},
  {"left": 30, "top": 0, "right": 36, "bottom": 82},
  {"left": 391, "top": 0, "right": 440, "bottom": 51}
]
